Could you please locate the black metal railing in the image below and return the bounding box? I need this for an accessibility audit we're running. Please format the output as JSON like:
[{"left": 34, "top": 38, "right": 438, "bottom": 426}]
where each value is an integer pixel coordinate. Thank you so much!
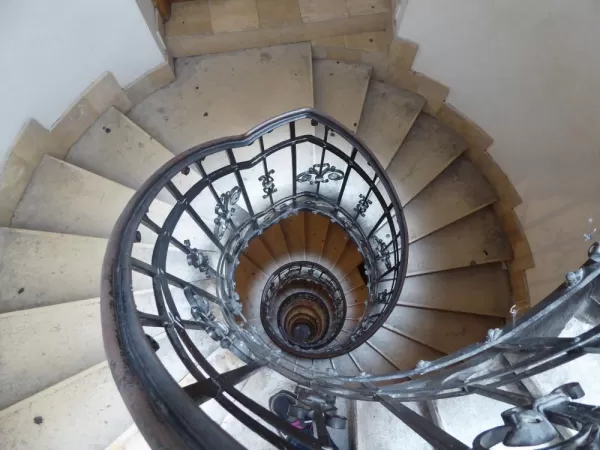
[
  {"left": 260, "top": 261, "right": 348, "bottom": 356},
  {"left": 102, "top": 108, "right": 600, "bottom": 449},
  {"left": 108, "top": 108, "right": 407, "bottom": 376}
]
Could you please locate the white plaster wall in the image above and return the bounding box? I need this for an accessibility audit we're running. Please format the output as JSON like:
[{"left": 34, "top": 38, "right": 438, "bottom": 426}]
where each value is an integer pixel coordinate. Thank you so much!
[
  {"left": 0, "top": 0, "right": 165, "bottom": 164},
  {"left": 398, "top": 0, "right": 600, "bottom": 304}
]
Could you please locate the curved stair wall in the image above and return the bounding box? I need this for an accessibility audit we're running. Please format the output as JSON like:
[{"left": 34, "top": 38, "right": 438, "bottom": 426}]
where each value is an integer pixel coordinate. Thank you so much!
[{"left": 0, "top": 3, "right": 548, "bottom": 448}]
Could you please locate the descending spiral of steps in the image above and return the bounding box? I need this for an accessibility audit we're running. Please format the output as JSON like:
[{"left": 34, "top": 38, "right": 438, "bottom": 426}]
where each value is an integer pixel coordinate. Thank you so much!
[{"left": 0, "top": 28, "right": 532, "bottom": 449}]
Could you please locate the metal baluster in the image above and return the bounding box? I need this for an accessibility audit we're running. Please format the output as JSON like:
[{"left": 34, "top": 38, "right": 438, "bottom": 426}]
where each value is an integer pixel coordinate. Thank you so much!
[
  {"left": 290, "top": 121, "right": 297, "bottom": 197},
  {"left": 315, "top": 125, "right": 329, "bottom": 197},
  {"left": 258, "top": 136, "right": 275, "bottom": 206},
  {"left": 226, "top": 149, "right": 255, "bottom": 217},
  {"left": 367, "top": 203, "right": 394, "bottom": 239},
  {"left": 195, "top": 160, "right": 238, "bottom": 231},
  {"left": 336, "top": 148, "right": 357, "bottom": 206}
]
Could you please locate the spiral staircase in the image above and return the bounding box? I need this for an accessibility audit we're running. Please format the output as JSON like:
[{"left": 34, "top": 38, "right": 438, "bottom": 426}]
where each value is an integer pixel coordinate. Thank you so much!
[{"left": 1, "top": 4, "right": 600, "bottom": 448}]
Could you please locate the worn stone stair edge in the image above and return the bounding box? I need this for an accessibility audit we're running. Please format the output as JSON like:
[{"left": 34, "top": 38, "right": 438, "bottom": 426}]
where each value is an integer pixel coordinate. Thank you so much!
[
  {"left": 0, "top": 291, "right": 153, "bottom": 321},
  {"left": 166, "top": 13, "right": 390, "bottom": 57},
  {"left": 0, "top": 360, "right": 111, "bottom": 418},
  {"left": 307, "top": 38, "right": 532, "bottom": 298},
  {"left": 0, "top": 67, "right": 174, "bottom": 227}
]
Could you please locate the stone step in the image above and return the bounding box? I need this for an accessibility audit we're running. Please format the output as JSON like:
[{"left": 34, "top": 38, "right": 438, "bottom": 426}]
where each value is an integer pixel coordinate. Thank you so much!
[
  {"left": 387, "top": 113, "right": 467, "bottom": 205},
  {"left": 11, "top": 156, "right": 214, "bottom": 250},
  {"left": 356, "top": 81, "right": 425, "bottom": 169},
  {"left": 407, "top": 207, "right": 512, "bottom": 276},
  {"left": 245, "top": 235, "right": 275, "bottom": 273},
  {"left": 0, "top": 362, "right": 133, "bottom": 450},
  {"left": 351, "top": 342, "right": 398, "bottom": 375},
  {"left": 334, "top": 240, "right": 364, "bottom": 278},
  {"left": 130, "top": 44, "right": 315, "bottom": 224},
  {"left": 280, "top": 211, "right": 306, "bottom": 260},
  {"left": 0, "top": 323, "right": 219, "bottom": 449},
  {"left": 66, "top": 107, "right": 199, "bottom": 205},
  {"left": 313, "top": 59, "right": 372, "bottom": 132},
  {"left": 0, "top": 289, "right": 212, "bottom": 411},
  {"left": 305, "top": 212, "right": 330, "bottom": 260},
  {"left": 331, "top": 353, "right": 362, "bottom": 378},
  {"left": 0, "top": 227, "right": 211, "bottom": 314},
  {"left": 165, "top": 0, "right": 389, "bottom": 57},
  {"left": 368, "top": 327, "right": 445, "bottom": 371},
  {"left": 404, "top": 155, "right": 497, "bottom": 242},
  {"left": 385, "top": 306, "right": 504, "bottom": 355},
  {"left": 0, "top": 297, "right": 107, "bottom": 410},
  {"left": 398, "top": 264, "right": 512, "bottom": 317},
  {"left": 129, "top": 43, "right": 314, "bottom": 154},
  {"left": 321, "top": 220, "right": 350, "bottom": 270},
  {"left": 260, "top": 223, "right": 291, "bottom": 263}
]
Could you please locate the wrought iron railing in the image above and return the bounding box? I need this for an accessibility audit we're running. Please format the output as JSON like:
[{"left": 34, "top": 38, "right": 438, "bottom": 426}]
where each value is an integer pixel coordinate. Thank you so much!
[
  {"left": 260, "top": 261, "right": 348, "bottom": 355},
  {"left": 102, "top": 108, "right": 600, "bottom": 449}
]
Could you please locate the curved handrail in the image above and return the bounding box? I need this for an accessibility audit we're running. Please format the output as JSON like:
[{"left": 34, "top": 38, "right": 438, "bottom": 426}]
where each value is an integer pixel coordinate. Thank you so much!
[{"left": 102, "top": 108, "right": 409, "bottom": 448}]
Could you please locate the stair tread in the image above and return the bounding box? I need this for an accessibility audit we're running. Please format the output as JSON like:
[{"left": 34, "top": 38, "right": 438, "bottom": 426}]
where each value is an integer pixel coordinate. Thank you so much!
[
  {"left": 346, "top": 283, "right": 369, "bottom": 319},
  {"left": 0, "top": 326, "right": 212, "bottom": 450},
  {"left": 313, "top": 59, "right": 372, "bottom": 132},
  {"left": 0, "top": 362, "right": 132, "bottom": 450},
  {"left": 305, "top": 212, "right": 330, "bottom": 260},
  {"left": 0, "top": 289, "right": 204, "bottom": 411},
  {"left": 244, "top": 236, "right": 274, "bottom": 272},
  {"left": 368, "top": 327, "right": 444, "bottom": 371},
  {"left": 235, "top": 255, "right": 265, "bottom": 319},
  {"left": 398, "top": 264, "right": 511, "bottom": 317},
  {"left": 0, "top": 228, "right": 207, "bottom": 314},
  {"left": 331, "top": 353, "right": 361, "bottom": 377},
  {"left": 310, "top": 358, "right": 334, "bottom": 375},
  {"left": 386, "top": 306, "right": 504, "bottom": 354},
  {"left": 343, "top": 268, "right": 365, "bottom": 293},
  {"left": 320, "top": 221, "right": 350, "bottom": 269},
  {"left": 11, "top": 156, "right": 213, "bottom": 248},
  {"left": 356, "top": 81, "right": 425, "bottom": 169},
  {"left": 0, "top": 298, "right": 104, "bottom": 410},
  {"left": 387, "top": 113, "right": 467, "bottom": 205},
  {"left": 129, "top": 43, "right": 314, "bottom": 154},
  {"left": 334, "top": 240, "right": 364, "bottom": 278},
  {"left": 407, "top": 207, "right": 513, "bottom": 276},
  {"left": 279, "top": 212, "right": 306, "bottom": 259},
  {"left": 404, "top": 155, "right": 497, "bottom": 242},
  {"left": 189, "top": 348, "right": 246, "bottom": 427},
  {"left": 351, "top": 343, "right": 398, "bottom": 375},
  {"left": 12, "top": 155, "right": 136, "bottom": 240},
  {"left": 260, "top": 223, "right": 290, "bottom": 263},
  {"left": 65, "top": 107, "right": 196, "bottom": 205}
]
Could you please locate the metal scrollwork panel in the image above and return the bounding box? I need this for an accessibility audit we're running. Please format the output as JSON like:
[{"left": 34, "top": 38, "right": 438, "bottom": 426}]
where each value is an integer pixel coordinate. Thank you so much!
[
  {"left": 258, "top": 169, "right": 277, "bottom": 198},
  {"left": 296, "top": 163, "right": 344, "bottom": 185},
  {"left": 214, "top": 186, "right": 241, "bottom": 239},
  {"left": 354, "top": 194, "right": 373, "bottom": 217}
]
